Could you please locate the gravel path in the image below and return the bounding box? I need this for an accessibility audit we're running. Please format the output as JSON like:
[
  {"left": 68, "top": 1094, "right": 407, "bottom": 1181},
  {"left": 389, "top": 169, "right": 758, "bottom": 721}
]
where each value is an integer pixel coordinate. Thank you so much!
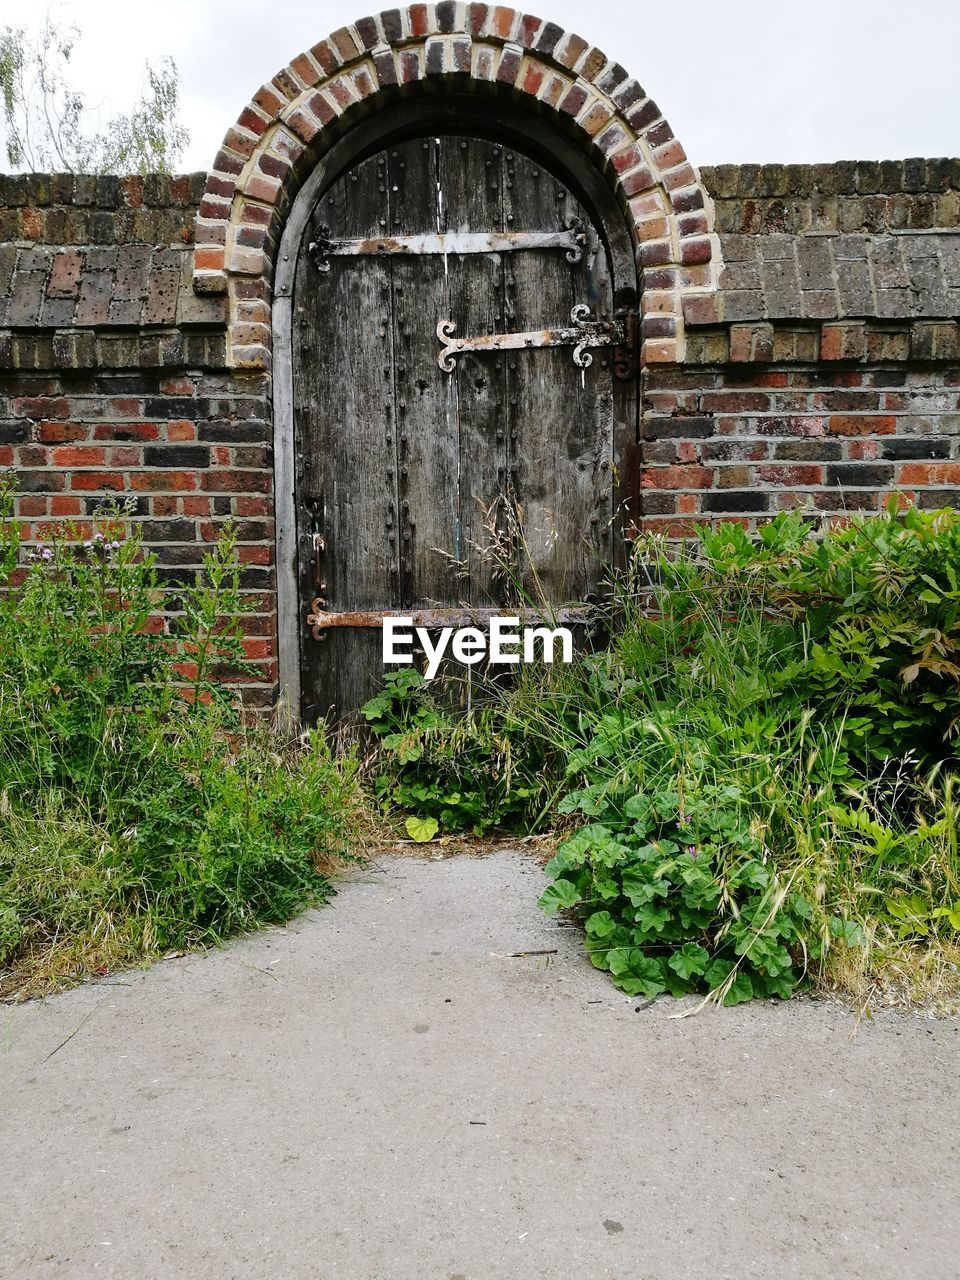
[{"left": 3, "top": 850, "right": 957, "bottom": 1279}]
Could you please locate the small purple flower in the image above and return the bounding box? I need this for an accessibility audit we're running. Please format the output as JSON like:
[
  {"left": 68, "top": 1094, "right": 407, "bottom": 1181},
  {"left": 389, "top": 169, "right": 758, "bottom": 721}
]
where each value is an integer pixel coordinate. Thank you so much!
[
  {"left": 687, "top": 844, "right": 698, "bottom": 859},
  {"left": 41, "top": 547, "right": 53, "bottom": 561}
]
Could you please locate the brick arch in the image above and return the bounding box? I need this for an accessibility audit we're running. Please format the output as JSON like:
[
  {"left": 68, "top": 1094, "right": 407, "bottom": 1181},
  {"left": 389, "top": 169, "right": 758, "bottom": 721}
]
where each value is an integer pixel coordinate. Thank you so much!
[{"left": 192, "top": 4, "right": 720, "bottom": 369}]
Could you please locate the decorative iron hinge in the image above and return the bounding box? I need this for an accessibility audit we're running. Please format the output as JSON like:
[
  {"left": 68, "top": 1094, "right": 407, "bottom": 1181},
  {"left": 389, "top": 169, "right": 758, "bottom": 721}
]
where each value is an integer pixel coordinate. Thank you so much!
[
  {"left": 436, "top": 304, "right": 626, "bottom": 372},
  {"left": 308, "top": 218, "right": 586, "bottom": 271}
]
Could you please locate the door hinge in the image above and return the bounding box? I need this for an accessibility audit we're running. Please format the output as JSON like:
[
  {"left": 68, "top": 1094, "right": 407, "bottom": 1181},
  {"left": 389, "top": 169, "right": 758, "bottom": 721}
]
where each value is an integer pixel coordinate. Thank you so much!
[
  {"left": 305, "top": 604, "right": 596, "bottom": 642},
  {"left": 309, "top": 219, "right": 587, "bottom": 271},
  {"left": 436, "top": 304, "right": 626, "bottom": 372}
]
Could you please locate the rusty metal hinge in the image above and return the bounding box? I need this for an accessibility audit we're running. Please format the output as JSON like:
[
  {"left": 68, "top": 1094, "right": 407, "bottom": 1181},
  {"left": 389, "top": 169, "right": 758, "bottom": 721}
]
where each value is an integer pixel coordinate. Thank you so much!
[
  {"left": 309, "top": 219, "right": 587, "bottom": 272},
  {"left": 436, "top": 304, "right": 625, "bottom": 373},
  {"left": 305, "top": 603, "right": 595, "bottom": 642}
]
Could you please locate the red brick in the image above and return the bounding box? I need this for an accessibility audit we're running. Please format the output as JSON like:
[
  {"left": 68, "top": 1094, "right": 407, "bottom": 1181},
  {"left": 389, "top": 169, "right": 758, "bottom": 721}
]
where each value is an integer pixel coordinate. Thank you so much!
[
  {"left": 50, "top": 496, "right": 82, "bottom": 517},
  {"left": 47, "top": 250, "right": 82, "bottom": 299},
  {"left": 201, "top": 471, "right": 272, "bottom": 494},
  {"left": 195, "top": 246, "right": 225, "bottom": 271},
  {"left": 899, "top": 462, "right": 960, "bottom": 485},
  {"left": 309, "top": 40, "right": 340, "bottom": 76},
  {"left": 22, "top": 208, "right": 41, "bottom": 240},
  {"left": 234, "top": 496, "right": 271, "bottom": 516},
  {"left": 109, "top": 446, "right": 141, "bottom": 467},
  {"left": 15, "top": 396, "right": 69, "bottom": 419},
  {"left": 109, "top": 396, "right": 143, "bottom": 415},
  {"left": 846, "top": 440, "right": 882, "bottom": 461},
  {"left": 121, "top": 176, "right": 143, "bottom": 208},
  {"left": 38, "top": 421, "right": 86, "bottom": 443},
  {"left": 700, "top": 392, "right": 771, "bottom": 413},
  {"left": 93, "top": 422, "right": 159, "bottom": 442},
  {"left": 289, "top": 52, "right": 321, "bottom": 88},
  {"left": 52, "top": 446, "right": 106, "bottom": 467},
  {"left": 242, "top": 638, "right": 274, "bottom": 659},
  {"left": 238, "top": 546, "right": 272, "bottom": 565},
  {"left": 130, "top": 471, "right": 197, "bottom": 492},
  {"left": 680, "top": 237, "right": 712, "bottom": 266},
  {"left": 70, "top": 471, "right": 126, "bottom": 492},
  {"left": 636, "top": 518, "right": 701, "bottom": 537},
  {"left": 522, "top": 62, "right": 545, "bottom": 95},
  {"left": 828, "top": 415, "right": 896, "bottom": 436},
  {"left": 641, "top": 465, "right": 714, "bottom": 490},
  {"left": 754, "top": 465, "right": 823, "bottom": 486},
  {"left": 555, "top": 31, "right": 588, "bottom": 69}
]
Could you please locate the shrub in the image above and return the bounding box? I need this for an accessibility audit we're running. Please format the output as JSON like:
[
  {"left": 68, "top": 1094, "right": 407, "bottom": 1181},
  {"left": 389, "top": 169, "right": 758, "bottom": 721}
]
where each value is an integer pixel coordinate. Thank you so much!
[
  {"left": 666, "top": 503, "right": 960, "bottom": 768},
  {"left": 365, "top": 504, "right": 960, "bottom": 1004},
  {"left": 362, "top": 668, "right": 551, "bottom": 834},
  {"left": 0, "top": 476, "right": 365, "bottom": 996}
]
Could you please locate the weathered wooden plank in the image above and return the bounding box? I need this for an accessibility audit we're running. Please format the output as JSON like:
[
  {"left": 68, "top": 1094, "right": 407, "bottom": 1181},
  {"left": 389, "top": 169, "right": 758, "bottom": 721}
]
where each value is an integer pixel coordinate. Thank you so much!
[
  {"left": 389, "top": 139, "right": 462, "bottom": 611},
  {"left": 294, "top": 152, "right": 398, "bottom": 723},
  {"left": 437, "top": 136, "right": 509, "bottom": 606},
  {"left": 503, "top": 151, "right": 615, "bottom": 603}
]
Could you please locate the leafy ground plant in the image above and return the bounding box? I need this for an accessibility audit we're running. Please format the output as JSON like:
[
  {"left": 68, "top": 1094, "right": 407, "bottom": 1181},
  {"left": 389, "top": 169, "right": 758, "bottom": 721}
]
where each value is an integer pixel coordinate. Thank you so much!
[{"left": 0, "top": 477, "right": 366, "bottom": 999}]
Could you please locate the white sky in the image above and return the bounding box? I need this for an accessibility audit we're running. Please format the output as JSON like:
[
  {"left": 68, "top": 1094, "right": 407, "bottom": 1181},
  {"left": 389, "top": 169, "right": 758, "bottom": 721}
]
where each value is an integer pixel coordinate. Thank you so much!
[{"left": 2, "top": 0, "right": 958, "bottom": 173}]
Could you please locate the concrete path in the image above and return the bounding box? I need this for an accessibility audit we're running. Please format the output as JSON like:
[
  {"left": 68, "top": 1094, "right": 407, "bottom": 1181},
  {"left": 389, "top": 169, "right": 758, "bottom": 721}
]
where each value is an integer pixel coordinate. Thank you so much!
[{"left": 2, "top": 850, "right": 957, "bottom": 1280}]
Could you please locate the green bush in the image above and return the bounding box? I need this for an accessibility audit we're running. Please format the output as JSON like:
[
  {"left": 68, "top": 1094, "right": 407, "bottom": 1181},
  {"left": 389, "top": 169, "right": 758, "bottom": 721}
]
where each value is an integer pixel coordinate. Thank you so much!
[
  {"left": 0, "top": 476, "right": 364, "bottom": 995},
  {"left": 362, "top": 668, "right": 550, "bottom": 834},
  {"left": 365, "top": 504, "right": 960, "bottom": 1004},
  {"left": 662, "top": 502, "right": 960, "bottom": 769}
]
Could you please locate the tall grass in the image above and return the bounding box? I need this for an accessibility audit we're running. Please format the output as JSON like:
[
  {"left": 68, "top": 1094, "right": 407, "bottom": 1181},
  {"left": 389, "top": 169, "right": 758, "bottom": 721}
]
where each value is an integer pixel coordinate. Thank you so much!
[{"left": 0, "top": 476, "right": 367, "bottom": 999}]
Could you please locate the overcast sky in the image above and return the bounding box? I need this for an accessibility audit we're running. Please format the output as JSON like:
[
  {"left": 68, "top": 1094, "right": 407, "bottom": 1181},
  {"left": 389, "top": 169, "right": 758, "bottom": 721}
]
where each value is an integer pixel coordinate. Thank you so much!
[{"left": 2, "top": 0, "right": 958, "bottom": 173}]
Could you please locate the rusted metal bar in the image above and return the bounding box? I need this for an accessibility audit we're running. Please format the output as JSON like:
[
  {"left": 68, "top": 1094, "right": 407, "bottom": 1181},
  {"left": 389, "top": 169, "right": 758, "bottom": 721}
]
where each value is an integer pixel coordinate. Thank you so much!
[
  {"left": 309, "top": 220, "right": 586, "bottom": 270},
  {"left": 437, "top": 304, "right": 626, "bottom": 372},
  {"left": 305, "top": 603, "right": 595, "bottom": 640}
]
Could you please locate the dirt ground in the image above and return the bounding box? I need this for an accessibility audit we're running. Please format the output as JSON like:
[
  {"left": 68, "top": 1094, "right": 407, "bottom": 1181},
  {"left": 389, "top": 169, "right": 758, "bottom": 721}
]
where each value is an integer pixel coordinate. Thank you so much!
[{"left": 3, "top": 850, "right": 957, "bottom": 1279}]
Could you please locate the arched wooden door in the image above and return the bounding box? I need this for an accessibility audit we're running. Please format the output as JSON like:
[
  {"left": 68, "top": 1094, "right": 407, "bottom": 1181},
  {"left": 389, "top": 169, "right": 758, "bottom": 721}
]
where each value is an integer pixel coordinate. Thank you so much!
[{"left": 292, "top": 133, "right": 635, "bottom": 725}]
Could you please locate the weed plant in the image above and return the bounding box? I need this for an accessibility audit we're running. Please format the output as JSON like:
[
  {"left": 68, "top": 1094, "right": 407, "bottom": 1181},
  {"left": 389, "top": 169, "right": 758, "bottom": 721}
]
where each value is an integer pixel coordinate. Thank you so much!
[{"left": 0, "top": 476, "right": 364, "bottom": 998}]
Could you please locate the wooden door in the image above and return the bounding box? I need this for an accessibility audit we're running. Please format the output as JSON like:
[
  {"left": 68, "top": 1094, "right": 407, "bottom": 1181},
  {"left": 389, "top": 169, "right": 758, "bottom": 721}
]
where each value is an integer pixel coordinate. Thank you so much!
[{"left": 292, "top": 134, "right": 630, "bottom": 725}]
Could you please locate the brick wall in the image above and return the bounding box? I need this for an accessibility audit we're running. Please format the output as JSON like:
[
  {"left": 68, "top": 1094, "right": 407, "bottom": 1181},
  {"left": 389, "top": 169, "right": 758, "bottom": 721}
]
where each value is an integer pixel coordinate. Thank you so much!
[
  {"left": 2, "top": 153, "right": 958, "bottom": 706},
  {"left": 639, "top": 363, "right": 960, "bottom": 536},
  {"left": 1, "top": 366, "right": 277, "bottom": 703},
  {"left": 0, "top": 175, "right": 278, "bottom": 706}
]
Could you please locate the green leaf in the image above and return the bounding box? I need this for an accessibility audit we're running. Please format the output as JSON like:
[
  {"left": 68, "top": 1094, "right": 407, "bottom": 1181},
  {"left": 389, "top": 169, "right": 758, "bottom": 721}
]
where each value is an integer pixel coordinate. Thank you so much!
[
  {"left": 405, "top": 815, "right": 439, "bottom": 843},
  {"left": 828, "top": 916, "right": 866, "bottom": 948},
  {"left": 667, "top": 942, "right": 710, "bottom": 980},
  {"left": 723, "top": 972, "right": 755, "bottom": 1005},
  {"left": 932, "top": 903, "right": 960, "bottom": 931},
  {"left": 633, "top": 901, "right": 671, "bottom": 935},
  {"left": 585, "top": 909, "right": 618, "bottom": 938},
  {"left": 613, "top": 955, "right": 666, "bottom": 998},
  {"left": 537, "top": 879, "right": 582, "bottom": 915},
  {"left": 620, "top": 865, "right": 669, "bottom": 906}
]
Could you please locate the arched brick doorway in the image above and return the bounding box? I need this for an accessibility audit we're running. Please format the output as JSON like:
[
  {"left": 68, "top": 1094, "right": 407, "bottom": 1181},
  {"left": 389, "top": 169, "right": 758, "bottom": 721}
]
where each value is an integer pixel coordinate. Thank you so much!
[{"left": 192, "top": 7, "right": 721, "bottom": 718}]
